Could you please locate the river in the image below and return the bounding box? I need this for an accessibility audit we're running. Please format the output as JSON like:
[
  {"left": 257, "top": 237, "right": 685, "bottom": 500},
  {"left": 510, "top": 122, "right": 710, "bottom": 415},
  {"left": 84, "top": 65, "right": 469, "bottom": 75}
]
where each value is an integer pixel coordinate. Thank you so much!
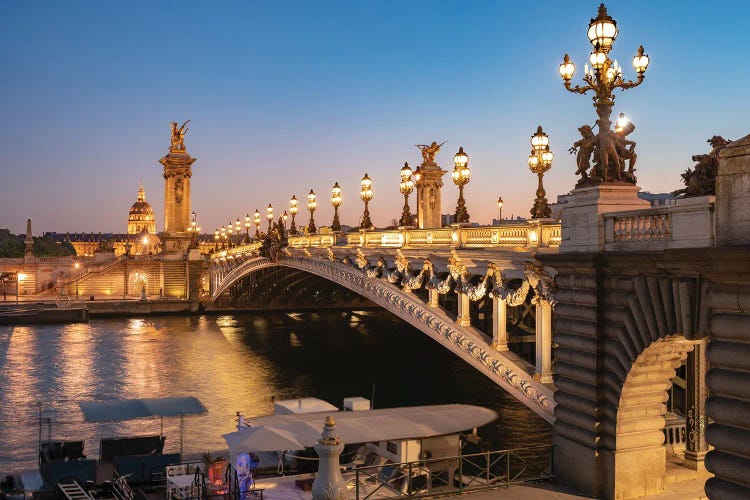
[{"left": 0, "top": 311, "right": 550, "bottom": 471}]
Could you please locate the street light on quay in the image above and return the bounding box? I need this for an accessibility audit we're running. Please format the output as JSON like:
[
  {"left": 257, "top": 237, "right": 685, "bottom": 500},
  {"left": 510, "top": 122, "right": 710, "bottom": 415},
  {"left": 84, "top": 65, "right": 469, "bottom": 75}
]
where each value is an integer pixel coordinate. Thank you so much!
[
  {"left": 289, "top": 195, "right": 299, "bottom": 235},
  {"left": 73, "top": 262, "right": 80, "bottom": 299},
  {"left": 254, "top": 209, "right": 261, "bottom": 239},
  {"left": 16, "top": 272, "right": 26, "bottom": 304},
  {"left": 451, "top": 147, "right": 471, "bottom": 224},
  {"left": 266, "top": 204, "right": 274, "bottom": 233},
  {"left": 528, "top": 126, "right": 554, "bottom": 219},
  {"left": 244, "top": 214, "right": 251, "bottom": 242},
  {"left": 331, "top": 182, "right": 342, "bottom": 232},
  {"left": 497, "top": 196, "right": 504, "bottom": 223},
  {"left": 359, "top": 173, "right": 374, "bottom": 230},
  {"left": 307, "top": 189, "right": 317, "bottom": 234},
  {"left": 399, "top": 162, "right": 414, "bottom": 227},
  {"left": 559, "top": 3, "right": 649, "bottom": 184}
]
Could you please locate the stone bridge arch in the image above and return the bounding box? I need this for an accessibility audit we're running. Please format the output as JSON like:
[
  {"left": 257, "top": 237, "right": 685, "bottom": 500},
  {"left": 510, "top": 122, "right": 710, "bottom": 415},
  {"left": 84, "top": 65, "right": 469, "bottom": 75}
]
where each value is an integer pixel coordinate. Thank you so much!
[
  {"left": 546, "top": 252, "right": 705, "bottom": 499},
  {"left": 209, "top": 252, "right": 556, "bottom": 423}
]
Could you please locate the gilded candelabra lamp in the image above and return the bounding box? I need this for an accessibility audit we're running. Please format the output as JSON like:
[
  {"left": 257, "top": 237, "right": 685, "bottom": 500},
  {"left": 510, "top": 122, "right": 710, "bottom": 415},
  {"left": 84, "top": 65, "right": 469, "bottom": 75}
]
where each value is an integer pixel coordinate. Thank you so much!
[
  {"left": 497, "top": 196, "right": 503, "bottom": 223},
  {"left": 399, "top": 162, "right": 414, "bottom": 227},
  {"left": 253, "top": 209, "right": 261, "bottom": 239},
  {"left": 213, "top": 229, "right": 219, "bottom": 251},
  {"left": 560, "top": 3, "right": 649, "bottom": 186},
  {"left": 359, "top": 173, "right": 374, "bottom": 230},
  {"left": 244, "top": 214, "right": 251, "bottom": 242},
  {"left": 266, "top": 204, "right": 274, "bottom": 233},
  {"left": 451, "top": 147, "right": 471, "bottom": 223},
  {"left": 330, "top": 182, "right": 343, "bottom": 232},
  {"left": 307, "top": 189, "right": 317, "bottom": 234},
  {"left": 289, "top": 195, "right": 298, "bottom": 235},
  {"left": 528, "top": 126, "right": 554, "bottom": 219}
]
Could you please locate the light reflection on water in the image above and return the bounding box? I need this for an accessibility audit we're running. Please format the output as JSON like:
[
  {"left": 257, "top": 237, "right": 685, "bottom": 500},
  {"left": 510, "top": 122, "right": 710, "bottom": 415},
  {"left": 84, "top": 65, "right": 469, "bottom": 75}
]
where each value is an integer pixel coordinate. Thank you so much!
[{"left": 0, "top": 311, "right": 549, "bottom": 470}]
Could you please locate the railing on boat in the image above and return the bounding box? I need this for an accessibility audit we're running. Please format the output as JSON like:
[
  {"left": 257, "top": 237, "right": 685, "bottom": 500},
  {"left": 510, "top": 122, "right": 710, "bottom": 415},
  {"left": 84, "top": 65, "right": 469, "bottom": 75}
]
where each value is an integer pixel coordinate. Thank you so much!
[{"left": 353, "top": 444, "right": 555, "bottom": 500}]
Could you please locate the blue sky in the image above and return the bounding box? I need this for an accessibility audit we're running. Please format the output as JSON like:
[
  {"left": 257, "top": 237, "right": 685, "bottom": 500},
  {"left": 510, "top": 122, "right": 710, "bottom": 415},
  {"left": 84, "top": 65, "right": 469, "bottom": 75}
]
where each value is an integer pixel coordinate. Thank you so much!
[{"left": 1, "top": 0, "right": 748, "bottom": 233}]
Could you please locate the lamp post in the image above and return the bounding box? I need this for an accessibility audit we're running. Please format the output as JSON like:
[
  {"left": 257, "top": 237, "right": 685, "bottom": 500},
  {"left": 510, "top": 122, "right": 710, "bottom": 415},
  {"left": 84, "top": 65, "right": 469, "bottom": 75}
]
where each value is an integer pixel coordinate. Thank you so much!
[
  {"left": 254, "top": 209, "right": 261, "bottom": 239},
  {"left": 234, "top": 218, "right": 241, "bottom": 244},
  {"left": 214, "top": 229, "right": 219, "bottom": 251},
  {"left": 73, "top": 262, "right": 80, "bottom": 299},
  {"left": 220, "top": 226, "right": 226, "bottom": 249},
  {"left": 187, "top": 212, "right": 200, "bottom": 248},
  {"left": 16, "top": 272, "right": 26, "bottom": 304},
  {"left": 281, "top": 211, "right": 288, "bottom": 235},
  {"left": 227, "top": 221, "right": 235, "bottom": 248},
  {"left": 559, "top": 3, "right": 649, "bottom": 184},
  {"left": 244, "top": 214, "right": 251, "bottom": 243},
  {"left": 289, "top": 195, "right": 299, "bottom": 235},
  {"left": 330, "top": 182, "right": 343, "bottom": 232},
  {"left": 451, "top": 147, "right": 471, "bottom": 224},
  {"left": 399, "top": 162, "right": 414, "bottom": 227},
  {"left": 307, "top": 190, "right": 317, "bottom": 234},
  {"left": 497, "top": 196, "right": 504, "bottom": 224},
  {"left": 528, "top": 126, "right": 554, "bottom": 219},
  {"left": 266, "top": 204, "right": 274, "bottom": 234},
  {"left": 359, "top": 173, "right": 373, "bottom": 230}
]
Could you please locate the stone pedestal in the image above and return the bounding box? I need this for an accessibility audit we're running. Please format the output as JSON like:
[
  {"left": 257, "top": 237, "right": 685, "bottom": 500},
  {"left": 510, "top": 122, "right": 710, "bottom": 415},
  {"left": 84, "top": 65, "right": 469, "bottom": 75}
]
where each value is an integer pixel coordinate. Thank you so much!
[
  {"left": 160, "top": 150, "right": 196, "bottom": 236},
  {"left": 716, "top": 133, "right": 750, "bottom": 245},
  {"left": 415, "top": 164, "right": 446, "bottom": 229},
  {"left": 560, "top": 184, "right": 649, "bottom": 253},
  {"left": 312, "top": 416, "right": 347, "bottom": 500}
]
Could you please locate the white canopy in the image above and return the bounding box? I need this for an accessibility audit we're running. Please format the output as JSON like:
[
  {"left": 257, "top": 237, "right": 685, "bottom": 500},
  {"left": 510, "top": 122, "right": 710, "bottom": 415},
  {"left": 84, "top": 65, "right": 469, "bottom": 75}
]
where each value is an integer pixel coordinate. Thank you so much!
[{"left": 223, "top": 404, "right": 496, "bottom": 454}]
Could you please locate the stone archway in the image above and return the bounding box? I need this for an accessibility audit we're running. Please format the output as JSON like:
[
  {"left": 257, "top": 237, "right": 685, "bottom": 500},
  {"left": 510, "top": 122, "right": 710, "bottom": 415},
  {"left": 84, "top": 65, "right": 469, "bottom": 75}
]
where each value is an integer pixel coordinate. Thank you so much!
[{"left": 604, "top": 336, "right": 693, "bottom": 499}]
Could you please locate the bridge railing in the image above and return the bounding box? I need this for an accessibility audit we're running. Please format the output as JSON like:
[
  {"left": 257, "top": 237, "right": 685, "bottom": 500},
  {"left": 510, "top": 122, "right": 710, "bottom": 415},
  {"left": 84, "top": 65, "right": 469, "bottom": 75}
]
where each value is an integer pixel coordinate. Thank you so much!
[
  {"left": 285, "top": 222, "right": 562, "bottom": 250},
  {"left": 603, "top": 196, "right": 714, "bottom": 251}
]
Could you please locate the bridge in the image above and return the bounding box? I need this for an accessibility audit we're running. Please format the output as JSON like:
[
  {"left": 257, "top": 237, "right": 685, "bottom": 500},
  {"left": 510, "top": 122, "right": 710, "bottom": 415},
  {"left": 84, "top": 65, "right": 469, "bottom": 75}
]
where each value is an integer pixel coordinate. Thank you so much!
[{"left": 206, "top": 167, "right": 750, "bottom": 500}]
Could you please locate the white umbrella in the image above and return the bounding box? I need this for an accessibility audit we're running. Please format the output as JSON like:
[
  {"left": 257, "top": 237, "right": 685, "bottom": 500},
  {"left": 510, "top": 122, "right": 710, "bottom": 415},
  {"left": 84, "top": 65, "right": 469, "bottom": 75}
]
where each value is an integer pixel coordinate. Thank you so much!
[{"left": 223, "top": 425, "right": 307, "bottom": 453}]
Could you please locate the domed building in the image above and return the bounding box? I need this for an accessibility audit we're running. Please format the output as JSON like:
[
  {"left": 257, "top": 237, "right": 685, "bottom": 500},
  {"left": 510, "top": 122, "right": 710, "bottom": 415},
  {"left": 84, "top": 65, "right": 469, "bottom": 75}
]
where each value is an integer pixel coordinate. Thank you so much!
[{"left": 128, "top": 182, "right": 156, "bottom": 234}]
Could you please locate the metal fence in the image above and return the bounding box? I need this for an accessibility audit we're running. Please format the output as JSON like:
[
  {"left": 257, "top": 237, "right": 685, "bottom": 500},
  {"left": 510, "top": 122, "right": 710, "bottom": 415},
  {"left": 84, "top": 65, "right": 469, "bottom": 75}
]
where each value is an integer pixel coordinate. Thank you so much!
[{"left": 353, "top": 444, "right": 554, "bottom": 500}]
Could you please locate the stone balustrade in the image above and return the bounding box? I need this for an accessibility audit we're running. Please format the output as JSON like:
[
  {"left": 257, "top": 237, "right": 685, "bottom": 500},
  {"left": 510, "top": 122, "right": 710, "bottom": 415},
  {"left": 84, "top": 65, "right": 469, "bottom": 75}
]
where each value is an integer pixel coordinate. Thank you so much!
[
  {"left": 282, "top": 221, "right": 562, "bottom": 250},
  {"left": 603, "top": 195, "right": 715, "bottom": 251}
]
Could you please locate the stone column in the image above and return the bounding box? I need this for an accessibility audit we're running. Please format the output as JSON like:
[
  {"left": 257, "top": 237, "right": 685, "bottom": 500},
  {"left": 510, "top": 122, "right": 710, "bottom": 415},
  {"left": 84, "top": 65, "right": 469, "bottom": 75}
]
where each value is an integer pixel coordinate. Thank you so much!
[
  {"left": 491, "top": 297, "right": 508, "bottom": 351},
  {"left": 456, "top": 292, "right": 471, "bottom": 326},
  {"left": 160, "top": 133, "right": 196, "bottom": 256},
  {"left": 428, "top": 288, "right": 439, "bottom": 307},
  {"left": 312, "top": 416, "right": 347, "bottom": 500},
  {"left": 24, "top": 218, "right": 34, "bottom": 262},
  {"left": 414, "top": 163, "right": 446, "bottom": 229},
  {"left": 534, "top": 297, "right": 553, "bottom": 383},
  {"left": 685, "top": 339, "right": 707, "bottom": 469}
]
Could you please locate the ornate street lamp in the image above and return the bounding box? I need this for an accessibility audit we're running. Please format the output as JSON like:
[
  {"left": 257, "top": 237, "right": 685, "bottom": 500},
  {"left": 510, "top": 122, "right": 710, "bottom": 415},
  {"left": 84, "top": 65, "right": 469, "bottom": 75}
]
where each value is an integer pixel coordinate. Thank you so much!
[
  {"left": 244, "top": 214, "right": 251, "bottom": 242},
  {"left": 528, "top": 126, "right": 554, "bottom": 219},
  {"left": 330, "top": 182, "right": 343, "bottom": 232},
  {"left": 187, "top": 211, "right": 199, "bottom": 248},
  {"left": 289, "top": 195, "right": 299, "bottom": 235},
  {"left": 307, "top": 189, "right": 317, "bottom": 234},
  {"left": 266, "top": 204, "right": 274, "bottom": 233},
  {"left": 399, "top": 162, "right": 414, "bottom": 227},
  {"left": 451, "top": 147, "right": 471, "bottom": 223},
  {"left": 227, "top": 221, "right": 235, "bottom": 248},
  {"left": 281, "top": 211, "right": 288, "bottom": 234},
  {"left": 214, "top": 229, "right": 219, "bottom": 250},
  {"left": 253, "top": 209, "right": 261, "bottom": 239},
  {"left": 559, "top": 3, "right": 649, "bottom": 185},
  {"left": 220, "top": 225, "right": 227, "bottom": 249},
  {"left": 497, "top": 196, "right": 504, "bottom": 223},
  {"left": 359, "top": 173, "right": 374, "bottom": 230}
]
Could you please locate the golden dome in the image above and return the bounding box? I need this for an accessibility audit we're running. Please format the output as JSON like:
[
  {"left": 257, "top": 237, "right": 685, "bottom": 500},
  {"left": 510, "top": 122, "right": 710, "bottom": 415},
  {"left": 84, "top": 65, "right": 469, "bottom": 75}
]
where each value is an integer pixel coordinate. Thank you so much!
[{"left": 129, "top": 184, "right": 154, "bottom": 216}]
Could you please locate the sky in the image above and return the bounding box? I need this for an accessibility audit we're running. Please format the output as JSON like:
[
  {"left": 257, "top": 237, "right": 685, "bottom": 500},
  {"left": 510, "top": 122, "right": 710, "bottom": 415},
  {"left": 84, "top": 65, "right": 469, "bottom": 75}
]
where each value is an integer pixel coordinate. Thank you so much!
[{"left": 1, "top": 0, "right": 748, "bottom": 235}]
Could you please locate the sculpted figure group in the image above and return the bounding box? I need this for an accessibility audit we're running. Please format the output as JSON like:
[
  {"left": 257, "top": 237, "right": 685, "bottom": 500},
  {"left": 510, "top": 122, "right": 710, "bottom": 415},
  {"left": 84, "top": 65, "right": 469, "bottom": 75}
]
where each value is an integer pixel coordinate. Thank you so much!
[
  {"left": 569, "top": 115, "right": 638, "bottom": 186},
  {"left": 672, "top": 135, "right": 732, "bottom": 197}
]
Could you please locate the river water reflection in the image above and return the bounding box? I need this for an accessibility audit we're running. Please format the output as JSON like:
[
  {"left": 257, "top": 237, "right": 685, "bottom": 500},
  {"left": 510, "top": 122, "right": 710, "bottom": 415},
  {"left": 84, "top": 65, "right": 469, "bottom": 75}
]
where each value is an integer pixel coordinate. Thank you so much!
[{"left": 0, "top": 311, "right": 550, "bottom": 470}]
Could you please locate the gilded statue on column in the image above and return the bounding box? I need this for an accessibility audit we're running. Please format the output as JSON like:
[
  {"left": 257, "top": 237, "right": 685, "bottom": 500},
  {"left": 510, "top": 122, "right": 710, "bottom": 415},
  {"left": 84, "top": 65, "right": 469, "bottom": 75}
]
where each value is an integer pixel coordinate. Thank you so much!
[
  {"left": 169, "top": 120, "right": 190, "bottom": 152},
  {"left": 415, "top": 141, "right": 447, "bottom": 166}
]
